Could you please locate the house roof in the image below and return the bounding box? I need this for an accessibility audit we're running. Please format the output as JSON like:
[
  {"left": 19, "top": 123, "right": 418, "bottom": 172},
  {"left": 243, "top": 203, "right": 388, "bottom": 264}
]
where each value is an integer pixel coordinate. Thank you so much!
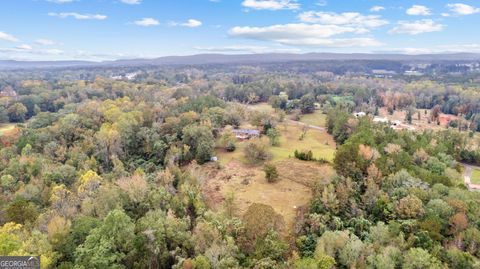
[{"left": 233, "top": 129, "right": 260, "bottom": 135}]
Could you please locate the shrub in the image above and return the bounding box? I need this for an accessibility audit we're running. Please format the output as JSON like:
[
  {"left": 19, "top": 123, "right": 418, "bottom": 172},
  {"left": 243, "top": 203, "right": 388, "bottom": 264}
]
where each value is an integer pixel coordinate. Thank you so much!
[
  {"left": 243, "top": 140, "right": 272, "bottom": 165},
  {"left": 294, "top": 150, "right": 314, "bottom": 161},
  {"left": 225, "top": 141, "right": 236, "bottom": 152},
  {"left": 263, "top": 163, "right": 279, "bottom": 183}
]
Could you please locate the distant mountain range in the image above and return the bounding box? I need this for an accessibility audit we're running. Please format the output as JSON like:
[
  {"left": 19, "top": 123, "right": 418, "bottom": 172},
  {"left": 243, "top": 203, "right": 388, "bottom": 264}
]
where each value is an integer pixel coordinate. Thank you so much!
[{"left": 1, "top": 52, "right": 480, "bottom": 70}]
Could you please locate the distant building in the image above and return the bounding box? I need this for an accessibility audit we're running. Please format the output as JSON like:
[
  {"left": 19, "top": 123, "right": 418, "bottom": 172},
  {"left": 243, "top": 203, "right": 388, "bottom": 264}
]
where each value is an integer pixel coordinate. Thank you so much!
[
  {"left": 111, "top": 72, "right": 139, "bottom": 81},
  {"left": 354, "top": 112, "right": 366, "bottom": 118},
  {"left": 404, "top": 70, "right": 423, "bottom": 76},
  {"left": 372, "top": 69, "right": 397, "bottom": 78},
  {"left": 233, "top": 129, "right": 260, "bottom": 140},
  {"left": 372, "top": 116, "right": 416, "bottom": 131}
]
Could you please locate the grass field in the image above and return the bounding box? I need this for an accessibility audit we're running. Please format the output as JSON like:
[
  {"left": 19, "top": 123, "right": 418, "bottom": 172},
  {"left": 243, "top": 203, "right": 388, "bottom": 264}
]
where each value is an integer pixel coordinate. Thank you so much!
[
  {"left": 217, "top": 121, "right": 336, "bottom": 164},
  {"left": 199, "top": 158, "right": 334, "bottom": 228},
  {"left": 0, "top": 123, "right": 17, "bottom": 136},
  {"left": 207, "top": 103, "right": 337, "bottom": 229},
  {"left": 271, "top": 121, "right": 335, "bottom": 161},
  {"left": 248, "top": 102, "right": 275, "bottom": 113},
  {"left": 471, "top": 168, "right": 480, "bottom": 184},
  {"left": 299, "top": 110, "right": 327, "bottom": 127}
]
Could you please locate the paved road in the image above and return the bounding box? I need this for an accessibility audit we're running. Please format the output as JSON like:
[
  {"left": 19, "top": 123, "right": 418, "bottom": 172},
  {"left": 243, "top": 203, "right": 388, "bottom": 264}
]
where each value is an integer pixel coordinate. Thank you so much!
[{"left": 287, "top": 120, "right": 325, "bottom": 131}]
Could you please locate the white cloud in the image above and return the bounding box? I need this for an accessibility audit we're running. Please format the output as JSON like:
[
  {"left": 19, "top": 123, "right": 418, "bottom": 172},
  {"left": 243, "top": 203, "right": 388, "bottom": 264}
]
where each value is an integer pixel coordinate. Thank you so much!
[
  {"left": 242, "top": 0, "right": 300, "bottom": 10},
  {"left": 299, "top": 11, "right": 388, "bottom": 29},
  {"left": 35, "top": 39, "right": 56, "bottom": 45},
  {"left": 389, "top": 19, "right": 443, "bottom": 35},
  {"left": 134, "top": 18, "right": 159, "bottom": 26},
  {"left": 182, "top": 19, "right": 202, "bottom": 28},
  {"left": 0, "top": 31, "right": 18, "bottom": 42},
  {"left": 48, "top": 12, "right": 107, "bottom": 20},
  {"left": 316, "top": 0, "right": 327, "bottom": 7},
  {"left": 406, "top": 5, "right": 432, "bottom": 16},
  {"left": 228, "top": 23, "right": 383, "bottom": 47},
  {"left": 370, "top": 6, "right": 385, "bottom": 12},
  {"left": 170, "top": 19, "right": 203, "bottom": 28},
  {"left": 43, "top": 49, "right": 64, "bottom": 55},
  {"left": 446, "top": 3, "right": 480, "bottom": 15},
  {"left": 15, "top": 44, "right": 32, "bottom": 50},
  {"left": 0, "top": 47, "right": 63, "bottom": 55},
  {"left": 120, "top": 0, "right": 142, "bottom": 4}
]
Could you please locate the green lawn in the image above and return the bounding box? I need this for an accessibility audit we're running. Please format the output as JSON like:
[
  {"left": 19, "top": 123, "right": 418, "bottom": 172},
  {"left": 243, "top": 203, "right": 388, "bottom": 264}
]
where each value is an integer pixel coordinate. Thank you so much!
[
  {"left": 248, "top": 103, "right": 275, "bottom": 113},
  {"left": 216, "top": 122, "right": 336, "bottom": 165},
  {"left": 471, "top": 169, "right": 480, "bottom": 184},
  {"left": 270, "top": 122, "right": 335, "bottom": 162},
  {"left": 0, "top": 123, "right": 16, "bottom": 136},
  {"left": 299, "top": 111, "right": 327, "bottom": 127}
]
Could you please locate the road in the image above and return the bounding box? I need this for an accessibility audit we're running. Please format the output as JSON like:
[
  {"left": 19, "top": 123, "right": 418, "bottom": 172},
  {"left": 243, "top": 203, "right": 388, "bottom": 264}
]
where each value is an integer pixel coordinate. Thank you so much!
[{"left": 287, "top": 120, "right": 325, "bottom": 131}]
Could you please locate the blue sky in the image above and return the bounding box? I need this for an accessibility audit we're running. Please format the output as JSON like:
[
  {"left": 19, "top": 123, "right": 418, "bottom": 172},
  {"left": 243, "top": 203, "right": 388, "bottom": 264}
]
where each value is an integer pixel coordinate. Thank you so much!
[{"left": 0, "top": 0, "right": 479, "bottom": 61}]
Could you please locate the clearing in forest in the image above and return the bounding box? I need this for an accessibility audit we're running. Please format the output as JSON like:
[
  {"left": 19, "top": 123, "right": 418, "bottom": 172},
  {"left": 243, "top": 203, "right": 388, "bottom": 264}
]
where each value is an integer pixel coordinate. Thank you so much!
[
  {"left": 198, "top": 159, "right": 334, "bottom": 228},
  {"left": 201, "top": 114, "right": 337, "bottom": 228},
  {"left": 298, "top": 110, "right": 327, "bottom": 127}
]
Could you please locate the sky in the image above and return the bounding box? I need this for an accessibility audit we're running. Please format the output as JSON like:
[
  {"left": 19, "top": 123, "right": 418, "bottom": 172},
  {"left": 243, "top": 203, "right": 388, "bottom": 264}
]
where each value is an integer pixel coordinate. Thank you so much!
[{"left": 0, "top": 0, "right": 480, "bottom": 61}]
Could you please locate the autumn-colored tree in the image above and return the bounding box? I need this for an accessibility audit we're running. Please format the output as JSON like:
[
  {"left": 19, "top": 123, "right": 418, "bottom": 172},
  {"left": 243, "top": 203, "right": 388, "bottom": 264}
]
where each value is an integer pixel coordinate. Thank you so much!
[
  {"left": 449, "top": 212, "right": 469, "bottom": 235},
  {"left": 395, "top": 195, "right": 424, "bottom": 219}
]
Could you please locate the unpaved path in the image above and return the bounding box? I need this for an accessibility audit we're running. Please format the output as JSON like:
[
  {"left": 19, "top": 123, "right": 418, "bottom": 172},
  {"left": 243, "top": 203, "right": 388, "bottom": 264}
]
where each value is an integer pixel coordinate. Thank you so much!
[
  {"left": 287, "top": 120, "right": 325, "bottom": 131},
  {"left": 463, "top": 164, "right": 480, "bottom": 191}
]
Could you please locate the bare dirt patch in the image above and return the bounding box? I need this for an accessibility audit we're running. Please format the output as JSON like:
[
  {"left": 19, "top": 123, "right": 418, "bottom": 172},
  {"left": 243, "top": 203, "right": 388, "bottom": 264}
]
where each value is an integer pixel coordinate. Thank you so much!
[
  {"left": 197, "top": 159, "right": 334, "bottom": 229},
  {"left": 378, "top": 107, "right": 461, "bottom": 132}
]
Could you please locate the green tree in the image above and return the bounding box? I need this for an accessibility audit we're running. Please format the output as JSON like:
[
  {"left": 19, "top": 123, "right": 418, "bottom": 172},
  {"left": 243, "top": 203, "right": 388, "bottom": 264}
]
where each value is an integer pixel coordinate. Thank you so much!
[
  {"left": 74, "top": 210, "right": 136, "bottom": 269},
  {"left": 263, "top": 163, "right": 279, "bottom": 183},
  {"left": 266, "top": 128, "right": 280, "bottom": 146},
  {"left": 182, "top": 124, "right": 215, "bottom": 164},
  {"left": 219, "top": 130, "right": 236, "bottom": 152},
  {"left": 241, "top": 204, "right": 285, "bottom": 254},
  {"left": 5, "top": 198, "right": 38, "bottom": 225},
  {"left": 136, "top": 210, "right": 192, "bottom": 269},
  {"left": 300, "top": 94, "right": 316, "bottom": 114},
  {"left": 7, "top": 103, "right": 28, "bottom": 122},
  {"left": 402, "top": 248, "right": 441, "bottom": 269}
]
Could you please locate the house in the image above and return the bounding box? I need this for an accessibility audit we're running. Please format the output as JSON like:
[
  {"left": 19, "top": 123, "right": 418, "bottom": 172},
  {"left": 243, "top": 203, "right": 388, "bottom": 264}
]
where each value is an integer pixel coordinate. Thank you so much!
[
  {"left": 232, "top": 129, "right": 260, "bottom": 140},
  {"left": 354, "top": 112, "right": 366, "bottom": 118}
]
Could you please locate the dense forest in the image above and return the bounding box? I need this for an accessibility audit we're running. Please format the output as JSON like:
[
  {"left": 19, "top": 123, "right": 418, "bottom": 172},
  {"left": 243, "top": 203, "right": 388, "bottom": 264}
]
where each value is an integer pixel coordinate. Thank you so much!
[{"left": 1, "top": 61, "right": 480, "bottom": 268}]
